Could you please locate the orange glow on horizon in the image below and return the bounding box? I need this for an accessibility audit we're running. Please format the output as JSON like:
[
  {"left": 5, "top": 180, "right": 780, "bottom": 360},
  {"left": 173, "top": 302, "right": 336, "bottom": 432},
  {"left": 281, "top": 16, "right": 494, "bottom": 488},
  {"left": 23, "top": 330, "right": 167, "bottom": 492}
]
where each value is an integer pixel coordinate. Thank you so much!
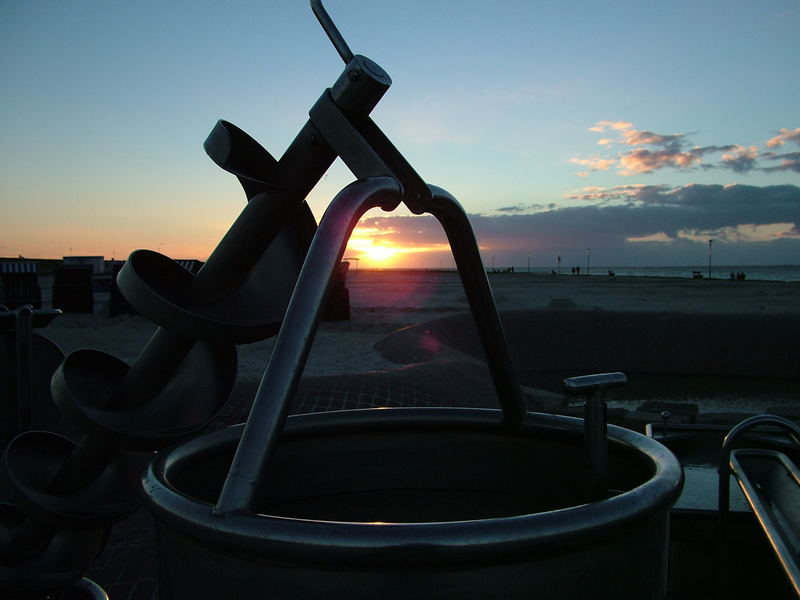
[{"left": 345, "top": 226, "right": 450, "bottom": 268}]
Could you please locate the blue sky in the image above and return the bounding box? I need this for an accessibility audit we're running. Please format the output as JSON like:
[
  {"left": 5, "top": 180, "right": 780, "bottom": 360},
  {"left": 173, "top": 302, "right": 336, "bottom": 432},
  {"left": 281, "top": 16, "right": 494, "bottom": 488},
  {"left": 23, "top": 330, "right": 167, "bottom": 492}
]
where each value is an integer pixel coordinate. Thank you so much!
[{"left": 1, "top": 0, "right": 798, "bottom": 267}]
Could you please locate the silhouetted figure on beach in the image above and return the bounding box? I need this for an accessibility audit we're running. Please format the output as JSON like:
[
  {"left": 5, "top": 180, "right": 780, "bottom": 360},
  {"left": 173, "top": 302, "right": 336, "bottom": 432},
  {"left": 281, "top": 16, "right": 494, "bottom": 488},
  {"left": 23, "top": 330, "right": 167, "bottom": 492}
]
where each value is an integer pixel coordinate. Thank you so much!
[
  {"left": 608, "top": 269, "right": 615, "bottom": 277},
  {"left": 576, "top": 266, "right": 581, "bottom": 275},
  {"left": 730, "top": 272, "right": 736, "bottom": 281}
]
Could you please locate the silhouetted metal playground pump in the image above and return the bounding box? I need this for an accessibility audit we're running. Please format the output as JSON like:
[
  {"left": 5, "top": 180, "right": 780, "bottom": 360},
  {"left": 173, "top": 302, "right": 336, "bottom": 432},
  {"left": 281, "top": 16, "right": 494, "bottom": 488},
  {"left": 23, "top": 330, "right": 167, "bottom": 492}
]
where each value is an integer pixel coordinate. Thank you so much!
[{"left": 1, "top": 1, "right": 683, "bottom": 598}]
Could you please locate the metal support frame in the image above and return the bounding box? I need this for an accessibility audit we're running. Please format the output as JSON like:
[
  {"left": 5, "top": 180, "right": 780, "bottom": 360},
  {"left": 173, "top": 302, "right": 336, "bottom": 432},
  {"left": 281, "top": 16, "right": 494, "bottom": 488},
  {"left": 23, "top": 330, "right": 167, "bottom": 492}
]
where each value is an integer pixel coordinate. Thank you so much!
[
  {"left": 215, "top": 179, "right": 527, "bottom": 515},
  {"left": 1, "top": 0, "right": 530, "bottom": 590},
  {"left": 716, "top": 414, "right": 800, "bottom": 598},
  {"left": 718, "top": 414, "right": 800, "bottom": 514}
]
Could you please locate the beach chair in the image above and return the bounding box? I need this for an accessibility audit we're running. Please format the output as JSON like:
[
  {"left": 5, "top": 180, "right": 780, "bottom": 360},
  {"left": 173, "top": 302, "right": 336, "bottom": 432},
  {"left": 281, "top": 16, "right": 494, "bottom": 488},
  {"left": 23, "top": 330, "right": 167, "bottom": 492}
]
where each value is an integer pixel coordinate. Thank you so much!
[
  {"left": 52, "top": 264, "right": 94, "bottom": 313},
  {"left": 321, "top": 260, "right": 350, "bottom": 321},
  {"left": 0, "top": 261, "right": 42, "bottom": 309},
  {"left": 175, "top": 259, "right": 204, "bottom": 274},
  {"left": 108, "top": 261, "right": 136, "bottom": 316}
]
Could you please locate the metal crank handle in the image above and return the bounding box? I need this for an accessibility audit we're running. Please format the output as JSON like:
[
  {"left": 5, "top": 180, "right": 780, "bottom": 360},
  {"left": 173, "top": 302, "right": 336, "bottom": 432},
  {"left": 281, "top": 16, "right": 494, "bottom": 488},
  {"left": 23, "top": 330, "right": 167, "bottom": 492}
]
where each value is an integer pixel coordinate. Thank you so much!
[{"left": 311, "top": 0, "right": 354, "bottom": 63}]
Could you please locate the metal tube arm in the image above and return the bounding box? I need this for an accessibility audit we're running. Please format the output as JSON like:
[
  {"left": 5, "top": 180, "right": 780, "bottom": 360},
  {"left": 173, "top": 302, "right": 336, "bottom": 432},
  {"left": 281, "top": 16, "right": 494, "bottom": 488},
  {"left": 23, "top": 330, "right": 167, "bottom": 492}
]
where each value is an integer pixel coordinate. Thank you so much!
[{"left": 213, "top": 177, "right": 402, "bottom": 516}]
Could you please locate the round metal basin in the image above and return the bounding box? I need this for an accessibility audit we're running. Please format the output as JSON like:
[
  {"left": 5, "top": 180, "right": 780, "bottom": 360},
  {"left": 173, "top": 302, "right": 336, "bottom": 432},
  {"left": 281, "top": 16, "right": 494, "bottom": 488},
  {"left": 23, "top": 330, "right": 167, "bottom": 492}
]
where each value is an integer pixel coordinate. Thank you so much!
[{"left": 142, "top": 408, "right": 683, "bottom": 599}]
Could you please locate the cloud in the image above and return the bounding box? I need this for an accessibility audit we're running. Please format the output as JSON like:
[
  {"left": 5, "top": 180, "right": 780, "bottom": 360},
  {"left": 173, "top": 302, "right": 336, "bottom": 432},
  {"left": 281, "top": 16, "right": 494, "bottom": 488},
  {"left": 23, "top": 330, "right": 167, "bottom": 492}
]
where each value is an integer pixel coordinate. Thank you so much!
[
  {"left": 496, "top": 203, "right": 553, "bottom": 213},
  {"left": 762, "top": 151, "right": 800, "bottom": 173},
  {"left": 766, "top": 127, "right": 800, "bottom": 148},
  {"left": 589, "top": 120, "right": 633, "bottom": 132},
  {"left": 621, "top": 129, "right": 684, "bottom": 148},
  {"left": 574, "top": 121, "right": 800, "bottom": 176},
  {"left": 565, "top": 183, "right": 669, "bottom": 203},
  {"left": 618, "top": 147, "right": 702, "bottom": 174},
  {"left": 356, "top": 184, "right": 800, "bottom": 265},
  {"left": 720, "top": 145, "right": 759, "bottom": 173},
  {"left": 568, "top": 156, "right": 615, "bottom": 173}
]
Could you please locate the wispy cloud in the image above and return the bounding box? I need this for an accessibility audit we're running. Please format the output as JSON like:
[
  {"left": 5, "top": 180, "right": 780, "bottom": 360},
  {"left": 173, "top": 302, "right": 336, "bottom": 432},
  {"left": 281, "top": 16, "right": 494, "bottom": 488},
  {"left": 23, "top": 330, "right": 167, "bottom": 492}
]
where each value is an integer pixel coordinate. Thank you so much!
[
  {"left": 571, "top": 121, "right": 800, "bottom": 176},
  {"left": 720, "top": 145, "right": 760, "bottom": 173},
  {"left": 589, "top": 120, "right": 633, "bottom": 132},
  {"left": 762, "top": 151, "right": 800, "bottom": 173},
  {"left": 766, "top": 127, "right": 800, "bottom": 148},
  {"left": 568, "top": 156, "right": 615, "bottom": 177},
  {"left": 495, "top": 202, "right": 558, "bottom": 214}
]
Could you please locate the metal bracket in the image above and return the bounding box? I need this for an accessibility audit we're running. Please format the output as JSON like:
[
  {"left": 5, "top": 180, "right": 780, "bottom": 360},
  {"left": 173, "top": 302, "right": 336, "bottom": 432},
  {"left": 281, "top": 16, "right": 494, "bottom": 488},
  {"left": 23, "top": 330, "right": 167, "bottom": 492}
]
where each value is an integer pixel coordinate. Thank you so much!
[{"left": 310, "top": 90, "right": 431, "bottom": 213}]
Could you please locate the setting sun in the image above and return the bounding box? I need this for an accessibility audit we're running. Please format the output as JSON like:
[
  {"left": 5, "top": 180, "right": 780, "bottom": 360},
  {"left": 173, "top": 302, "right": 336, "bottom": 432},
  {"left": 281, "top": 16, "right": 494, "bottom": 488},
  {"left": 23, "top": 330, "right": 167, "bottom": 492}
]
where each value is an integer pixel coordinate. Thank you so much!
[
  {"left": 346, "top": 231, "right": 399, "bottom": 266},
  {"left": 344, "top": 224, "right": 452, "bottom": 268},
  {"left": 362, "top": 245, "right": 397, "bottom": 263}
]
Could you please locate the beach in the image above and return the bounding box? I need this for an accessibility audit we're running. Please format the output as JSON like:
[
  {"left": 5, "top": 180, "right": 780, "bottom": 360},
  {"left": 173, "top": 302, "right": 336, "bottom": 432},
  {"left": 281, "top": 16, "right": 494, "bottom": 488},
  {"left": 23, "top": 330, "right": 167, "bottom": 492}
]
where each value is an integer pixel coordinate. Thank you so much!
[
  {"left": 27, "top": 268, "right": 797, "bottom": 428},
  {"left": 39, "top": 269, "right": 800, "bottom": 379}
]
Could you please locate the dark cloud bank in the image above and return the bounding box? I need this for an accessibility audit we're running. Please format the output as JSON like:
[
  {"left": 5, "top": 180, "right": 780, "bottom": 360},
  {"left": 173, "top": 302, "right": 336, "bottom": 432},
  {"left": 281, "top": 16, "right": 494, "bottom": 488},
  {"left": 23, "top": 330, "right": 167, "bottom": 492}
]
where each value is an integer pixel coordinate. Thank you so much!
[{"left": 361, "top": 183, "right": 800, "bottom": 266}]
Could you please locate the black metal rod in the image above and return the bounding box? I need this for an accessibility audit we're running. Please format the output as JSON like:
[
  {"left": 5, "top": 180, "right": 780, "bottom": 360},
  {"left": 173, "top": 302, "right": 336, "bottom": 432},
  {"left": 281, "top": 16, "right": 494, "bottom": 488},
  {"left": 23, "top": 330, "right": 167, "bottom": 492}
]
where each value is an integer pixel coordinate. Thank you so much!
[
  {"left": 213, "top": 177, "right": 401, "bottom": 515},
  {"left": 427, "top": 186, "right": 527, "bottom": 428},
  {"left": 311, "top": 0, "right": 355, "bottom": 64},
  {"left": 584, "top": 390, "right": 608, "bottom": 501},
  {"left": 563, "top": 373, "right": 626, "bottom": 502}
]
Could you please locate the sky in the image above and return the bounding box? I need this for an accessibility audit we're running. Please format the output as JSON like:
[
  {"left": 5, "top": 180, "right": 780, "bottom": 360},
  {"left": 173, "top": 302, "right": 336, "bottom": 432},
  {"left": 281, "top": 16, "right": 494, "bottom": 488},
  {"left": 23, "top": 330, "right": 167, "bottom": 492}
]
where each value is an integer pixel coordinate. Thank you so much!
[{"left": 1, "top": 0, "right": 798, "bottom": 269}]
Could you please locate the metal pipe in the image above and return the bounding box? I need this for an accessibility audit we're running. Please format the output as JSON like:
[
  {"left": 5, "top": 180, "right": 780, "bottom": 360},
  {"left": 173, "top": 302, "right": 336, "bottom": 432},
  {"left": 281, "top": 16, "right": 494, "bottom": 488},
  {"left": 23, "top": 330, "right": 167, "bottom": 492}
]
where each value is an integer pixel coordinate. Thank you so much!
[
  {"left": 584, "top": 389, "right": 608, "bottom": 501},
  {"left": 718, "top": 414, "right": 800, "bottom": 514},
  {"left": 428, "top": 186, "right": 527, "bottom": 428},
  {"left": 213, "top": 177, "right": 402, "bottom": 515}
]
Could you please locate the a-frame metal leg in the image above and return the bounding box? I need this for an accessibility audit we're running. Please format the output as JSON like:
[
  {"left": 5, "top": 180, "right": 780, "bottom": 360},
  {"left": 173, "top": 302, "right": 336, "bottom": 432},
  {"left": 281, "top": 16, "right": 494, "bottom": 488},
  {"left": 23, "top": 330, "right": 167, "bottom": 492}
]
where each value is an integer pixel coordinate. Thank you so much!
[
  {"left": 427, "top": 185, "right": 527, "bottom": 428},
  {"left": 215, "top": 178, "right": 526, "bottom": 515}
]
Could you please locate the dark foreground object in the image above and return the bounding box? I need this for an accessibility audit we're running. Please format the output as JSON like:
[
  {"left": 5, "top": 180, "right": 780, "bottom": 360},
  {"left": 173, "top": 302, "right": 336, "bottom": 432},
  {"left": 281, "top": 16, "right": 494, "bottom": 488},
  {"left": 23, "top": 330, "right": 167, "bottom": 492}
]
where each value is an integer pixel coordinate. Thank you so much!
[{"left": 143, "top": 407, "right": 682, "bottom": 599}]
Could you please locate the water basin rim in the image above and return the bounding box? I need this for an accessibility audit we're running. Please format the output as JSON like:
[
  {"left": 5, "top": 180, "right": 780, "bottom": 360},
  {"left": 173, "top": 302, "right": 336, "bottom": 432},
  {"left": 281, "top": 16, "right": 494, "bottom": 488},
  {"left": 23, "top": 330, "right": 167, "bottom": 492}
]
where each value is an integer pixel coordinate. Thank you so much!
[{"left": 141, "top": 407, "right": 683, "bottom": 566}]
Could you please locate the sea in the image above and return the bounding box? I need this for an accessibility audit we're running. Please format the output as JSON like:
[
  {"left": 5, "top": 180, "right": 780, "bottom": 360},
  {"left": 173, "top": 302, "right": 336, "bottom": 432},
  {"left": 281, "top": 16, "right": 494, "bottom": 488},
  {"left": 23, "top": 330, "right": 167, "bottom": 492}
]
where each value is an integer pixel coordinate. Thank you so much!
[{"left": 503, "top": 264, "right": 800, "bottom": 282}]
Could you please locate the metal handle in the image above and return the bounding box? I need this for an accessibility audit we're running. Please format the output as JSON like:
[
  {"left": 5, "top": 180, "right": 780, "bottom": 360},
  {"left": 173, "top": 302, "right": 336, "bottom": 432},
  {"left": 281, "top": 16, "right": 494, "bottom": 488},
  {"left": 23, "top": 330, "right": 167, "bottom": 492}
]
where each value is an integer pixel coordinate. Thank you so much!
[
  {"left": 311, "top": 0, "right": 354, "bottom": 64},
  {"left": 563, "top": 372, "right": 627, "bottom": 501},
  {"left": 718, "top": 414, "right": 800, "bottom": 514},
  {"left": 213, "top": 177, "right": 402, "bottom": 516}
]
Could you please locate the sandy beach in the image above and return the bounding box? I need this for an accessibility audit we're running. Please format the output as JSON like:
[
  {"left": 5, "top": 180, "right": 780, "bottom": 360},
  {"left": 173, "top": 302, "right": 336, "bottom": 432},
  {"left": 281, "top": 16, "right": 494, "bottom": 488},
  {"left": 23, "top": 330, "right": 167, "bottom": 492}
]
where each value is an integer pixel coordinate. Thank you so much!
[
  {"left": 25, "top": 269, "right": 797, "bottom": 425},
  {"left": 38, "top": 269, "right": 800, "bottom": 377}
]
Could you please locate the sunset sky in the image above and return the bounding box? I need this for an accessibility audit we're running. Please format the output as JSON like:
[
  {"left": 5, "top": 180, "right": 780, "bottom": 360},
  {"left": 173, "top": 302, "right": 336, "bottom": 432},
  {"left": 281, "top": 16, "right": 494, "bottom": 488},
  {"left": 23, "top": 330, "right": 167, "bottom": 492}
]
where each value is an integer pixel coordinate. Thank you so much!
[{"left": 2, "top": 0, "right": 798, "bottom": 269}]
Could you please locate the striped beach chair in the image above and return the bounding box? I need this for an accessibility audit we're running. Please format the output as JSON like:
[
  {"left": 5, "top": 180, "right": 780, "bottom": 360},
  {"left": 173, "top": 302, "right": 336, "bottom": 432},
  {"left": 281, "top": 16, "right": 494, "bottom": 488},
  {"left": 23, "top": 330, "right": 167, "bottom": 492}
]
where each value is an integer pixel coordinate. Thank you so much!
[
  {"left": 175, "top": 259, "right": 204, "bottom": 275},
  {"left": 0, "top": 262, "right": 42, "bottom": 309}
]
